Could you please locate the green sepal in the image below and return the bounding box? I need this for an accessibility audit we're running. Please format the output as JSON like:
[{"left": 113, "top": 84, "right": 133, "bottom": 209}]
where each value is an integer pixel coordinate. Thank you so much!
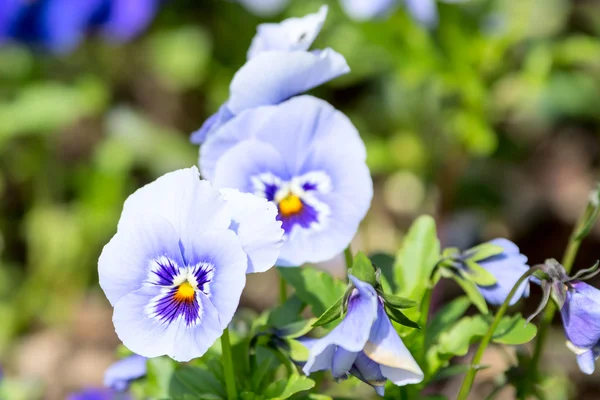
[
  {"left": 349, "top": 251, "right": 377, "bottom": 286},
  {"left": 277, "top": 318, "right": 317, "bottom": 339},
  {"left": 463, "top": 243, "right": 505, "bottom": 262},
  {"left": 378, "top": 292, "right": 418, "bottom": 309},
  {"left": 312, "top": 295, "right": 345, "bottom": 327},
  {"left": 441, "top": 247, "right": 461, "bottom": 258},
  {"left": 385, "top": 304, "right": 420, "bottom": 329},
  {"left": 453, "top": 273, "right": 489, "bottom": 314},
  {"left": 285, "top": 338, "right": 310, "bottom": 362},
  {"left": 462, "top": 259, "right": 498, "bottom": 286}
]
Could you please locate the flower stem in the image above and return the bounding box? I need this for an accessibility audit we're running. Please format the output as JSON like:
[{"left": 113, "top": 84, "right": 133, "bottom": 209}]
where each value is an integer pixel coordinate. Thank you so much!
[
  {"left": 528, "top": 201, "right": 593, "bottom": 388},
  {"left": 279, "top": 274, "right": 287, "bottom": 305},
  {"left": 221, "top": 328, "right": 238, "bottom": 400},
  {"left": 344, "top": 245, "right": 353, "bottom": 270},
  {"left": 456, "top": 267, "right": 541, "bottom": 400},
  {"left": 418, "top": 287, "right": 433, "bottom": 365}
]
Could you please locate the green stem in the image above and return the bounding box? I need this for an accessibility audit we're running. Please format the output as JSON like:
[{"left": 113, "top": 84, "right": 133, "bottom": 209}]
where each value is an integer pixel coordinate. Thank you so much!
[
  {"left": 344, "top": 246, "right": 353, "bottom": 270},
  {"left": 221, "top": 328, "right": 238, "bottom": 400},
  {"left": 528, "top": 202, "right": 593, "bottom": 387},
  {"left": 456, "top": 267, "right": 541, "bottom": 400},
  {"left": 279, "top": 274, "right": 287, "bottom": 305},
  {"left": 419, "top": 287, "right": 433, "bottom": 365}
]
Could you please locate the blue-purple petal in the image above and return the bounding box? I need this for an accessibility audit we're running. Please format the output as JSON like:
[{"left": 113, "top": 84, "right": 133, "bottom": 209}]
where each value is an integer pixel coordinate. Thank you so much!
[
  {"left": 339, "top": 0, "right": 398, "bottom": 21},
  {"left": 104, "top": 354, "right": 147, "bottom": 391},
  {"left": 561, "top": 281, "right": 600, "bottom": 349}
]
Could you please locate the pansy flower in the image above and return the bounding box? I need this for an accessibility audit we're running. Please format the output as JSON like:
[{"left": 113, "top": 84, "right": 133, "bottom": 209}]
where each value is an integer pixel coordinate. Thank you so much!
[
  {"left": 236, "top": 0, "right": 290, "bottom": 17},
  {"left": 104, "top": 355, "right": 147, "bottom": 392},
  {"left": 199, "top": 95, "right": 373, "bottom": 266},
  {"left": 190, "top": 6, "right": 349, "bottom": 144},
  {"left": 560, "top": 281, "right": 600, "bottom": 374},
  {"left": 99, "top": 167, "right": 283, "bottom": 361},
  {"left": 302, "top": 276, "right": 423, "bottom": 395},
  {"left": 67, "top": 388, "right": 130, "bottom": 400},
  {"left": 473, "top": 239, "right": 530, "bottom": 306},
  {"left": 339, "top": 0, "right": 466, "bottom": 27},
  {"left": 1, "top": 0, "right": 158, "bottom": 53}
]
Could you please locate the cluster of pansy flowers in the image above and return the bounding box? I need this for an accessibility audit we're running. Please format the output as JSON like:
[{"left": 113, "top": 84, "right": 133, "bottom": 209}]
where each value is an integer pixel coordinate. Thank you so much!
[
  {"left": 0, "top": 0, "right": 159, "bottom": 53},
  {"left": 86, "top": 6, "right": 600, "bottom": 400}
]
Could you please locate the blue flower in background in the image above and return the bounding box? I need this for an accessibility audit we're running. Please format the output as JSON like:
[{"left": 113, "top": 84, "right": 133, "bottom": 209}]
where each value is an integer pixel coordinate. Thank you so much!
[
  {"left": 302, "top": 276, "right": 423, "bottom": 395},
  {"left": 236, "top": 0, "right": 290, "bottom": 17},
  {"left": 0, "top": 0, "right": 158, "bottom": 53},
  {"left": 340, "top": 0, "right": 467, "bottom": 27},
  {"left": 474, "top": 238, "right": 530, "bottom": 306},
  {"left": 104, "top": 355, "right": 147, "bottom": 392},
  {"left": 99, "top": 167, "right": 283, "bottom": 361},
  {"left": 67, "top": 388, "right": 130, "bottom": 400},
  {"left": 190, "top": 6, "right": 349, "bottom": 144},
  {"left": 561, "top": 281, "right": 600, "bottom": 374},
  {"left": 199, "top": 96, "right": 372, "bottom": 266}
]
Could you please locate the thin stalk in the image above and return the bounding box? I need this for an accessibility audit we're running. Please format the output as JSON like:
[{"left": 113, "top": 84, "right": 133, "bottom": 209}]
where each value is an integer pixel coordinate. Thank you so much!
[
  {"left": 528, "top": 202, "right": 593, "bottom": 387},
  {"left": 279, "top": 274, "right": 287, "bottom": 305},
  {"left": 221, "top": 328, "right": 238, "bottom": 400},
  {"left": 419, "top": 287, "right": 433, "bottom": 365},
  {"left": 456, "top": 267, "right": 541, "bottom": 400},
  {"left": 344, "top": 246, "right": 353, "bottom": 269}
]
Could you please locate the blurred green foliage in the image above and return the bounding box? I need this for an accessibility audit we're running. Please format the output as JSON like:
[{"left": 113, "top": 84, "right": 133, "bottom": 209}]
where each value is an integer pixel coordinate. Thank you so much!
[{"left": 0, "top": 0, "right": 599, "bottom": 395}]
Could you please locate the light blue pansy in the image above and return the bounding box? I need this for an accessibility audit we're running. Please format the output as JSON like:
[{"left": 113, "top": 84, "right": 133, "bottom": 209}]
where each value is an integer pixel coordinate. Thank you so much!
[
  {"left": 561, "top": 281, "right": 600, "bottom": 374},
  {"left": 475, "top": 238, "right": 530, "bottom": 306},
  {"left": 190, "top": 6, "right": 349, "bottom": 144},
  {"left": 104, "top": 354, "right": 147, "bottom": 391},
  {"left": 200, "top": 95, "right": 372, "bottom": 266},
  {"left": 302, "top": 276, "right": 423, "bottom": 395},
  {"left": 236, "top": 0, "right": 290, "bottom": 17},
  {"left": 99, "top": 167, "right": 283, "bottom": 361}
]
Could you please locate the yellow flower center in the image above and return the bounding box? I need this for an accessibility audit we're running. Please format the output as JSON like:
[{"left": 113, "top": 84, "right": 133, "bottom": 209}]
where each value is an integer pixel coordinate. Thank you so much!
[
  {"left": 174, "top": 281, "right": 196, "bottom": 303},
  {"left": 279, "top": 194, "right": 303, "bottom": 216}
]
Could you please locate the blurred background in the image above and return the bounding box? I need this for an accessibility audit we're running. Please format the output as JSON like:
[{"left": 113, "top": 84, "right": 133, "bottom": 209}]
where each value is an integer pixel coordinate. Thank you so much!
[{"left": 1, "top": 0, "right": 600, "bottom": 398}]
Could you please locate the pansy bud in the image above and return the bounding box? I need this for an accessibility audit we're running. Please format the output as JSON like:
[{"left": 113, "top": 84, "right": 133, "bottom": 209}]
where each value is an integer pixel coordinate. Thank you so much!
[{"left": 302, "top": 276, "right": 423, "bottom": 395}]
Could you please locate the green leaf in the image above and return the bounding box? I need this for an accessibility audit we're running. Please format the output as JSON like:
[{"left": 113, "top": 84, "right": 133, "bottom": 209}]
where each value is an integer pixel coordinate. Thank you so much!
[
  {"left": 268, "top": 295, "right": 306, "bottom": 328},
  {"left": 278, "top": 267, "right": 346, "bottom": 317},
  {"left": 379, "top": 292, "right": 418, "bottom": 309},
  {"left": 435, "top": 316, "right": 489, "bottom": 357},
  {"left": 453, "top": 274, "right": 489, "bottom": 314},
  {"left": 350, "top": 252, "right": 376, "bottom": 286},
  {"left": 463, "top": 243, "right": 504, "bottom": 262},
  {"left": 286, "top": 338, "right": 309, "bottom": 362},
  {"left": 277, "top": 318, "right": 317, "bottom": 339},
  {"left": 430, "top": 364, "right": 474, "bottom": 382},
  {"left": 462, "top": 260, "right": 498, "bottom": 286},
  {"left": 264, "top": 375, "right": 315, "bottom": 400},
  {"left": 370, "top": 253, "right": 397, "bottom": 293},
  {"left": 426, "top": 296, "right": 471, "bottom": 347},
  {"left": 169, "top": 365, "right": 226, "bottom": 399},
  {"left": 394, "top": 216, "right": 441, "bottom": 301},
  {"left": 492, "top": 314, "right": 538, "bottom": 345},
  {"left": 385, "top": 305, "right": 420, "bottom": 329},
  {"left": 145, "top": 356, "right": 176, "bottom": 398},
  {"left": 313, "top": 295, "right": 344, "bottom": 327}
]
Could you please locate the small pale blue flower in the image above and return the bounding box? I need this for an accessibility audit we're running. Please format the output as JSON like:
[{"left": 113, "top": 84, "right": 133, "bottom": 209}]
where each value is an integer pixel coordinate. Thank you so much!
[
  {"left": 246, "top": 5, "right": 327, "bottom": 59},
  {"left": 561, "top": 281, "right": 600, "bottom": 374},
  {"left": 302, "top": 276, "right": 423, "bottom": 395},
  {"left": 99, "top": 167, "right": 283, "bottom": 361},
  {"left": 339, "top": 0, "right": 398, "bottom": 21},
  {"left": 236, "top": 0, "right": 290, "bottom": 17},
  {"left": 475, "top": 238, "right": 530, "bottom": 306},
  {"left": 200, "top": 95, "right": 372, "bottom": 266},
  {"left": 67, "top": 388, "right": 130, "bottom": 400},
  {"left": 339, "top": 0, "right": 467, "bottom": 27},
  {"left": 104, "top": 355, "right": 147, "bottom": 392},
  {"left": 190, "top": 6, "right": 349, "bottom": 144}
]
